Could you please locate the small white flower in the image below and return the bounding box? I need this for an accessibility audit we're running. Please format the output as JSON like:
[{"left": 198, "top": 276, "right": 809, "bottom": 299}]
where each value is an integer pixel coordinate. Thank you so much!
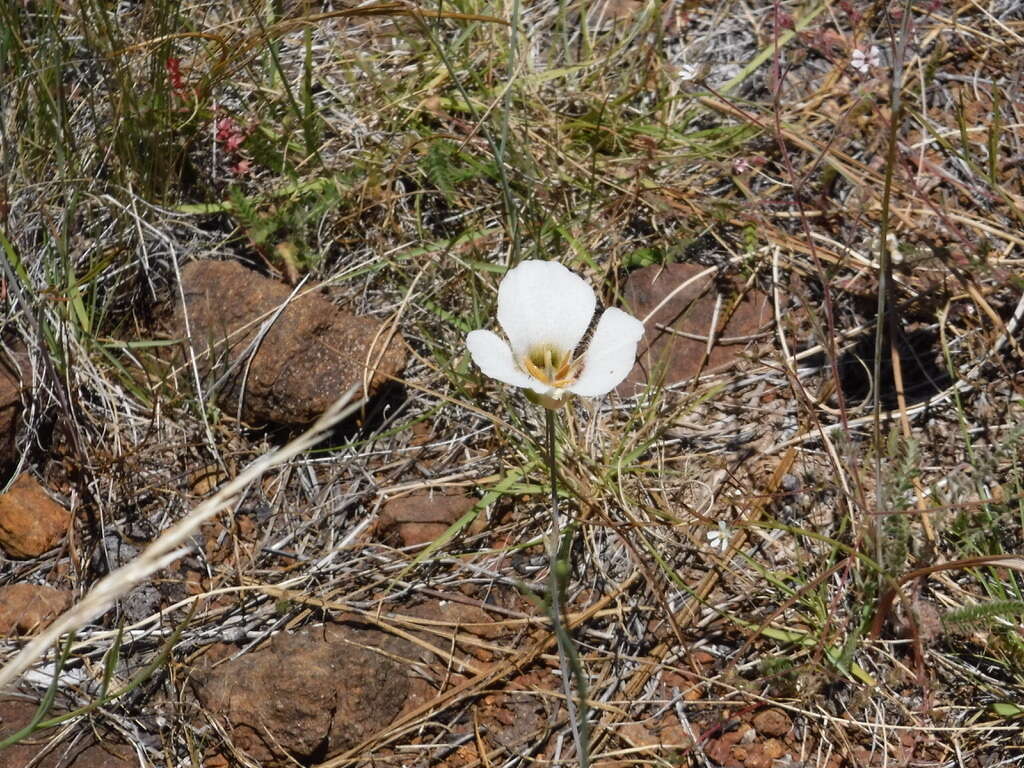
[
  {"left": 851, "top": 45, "right": 881, "bottom": 74},
  {"left": 677, "top": 63, "right": 700, "bottom": 82},
  {"left": 706, "top": 521, "right": 732, "bottom": 553},
  {"left": 466, "top": 260, "right": 644, "bottom": 409}
]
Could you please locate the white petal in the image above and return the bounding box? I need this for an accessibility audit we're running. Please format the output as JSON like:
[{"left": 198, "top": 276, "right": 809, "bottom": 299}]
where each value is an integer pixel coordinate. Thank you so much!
[
  {"left": 496, "top": 261, "right": 596, "bottom": 361},
  {"left": 466, "top": 330, "right": 537, "bottom": 390},
  {"left": 569, "top": 307, "right": 644, "bottom": 397},
  {"left": 677, "top": 63, "right": 699, "bottom": 81}
]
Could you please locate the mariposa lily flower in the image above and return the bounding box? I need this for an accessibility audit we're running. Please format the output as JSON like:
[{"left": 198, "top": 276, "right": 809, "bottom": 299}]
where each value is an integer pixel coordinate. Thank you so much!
[
  {"left": 466, "top": 260, "right": 644, "bottom": 409},
  {"left": 706, "top": 521, "right": 733, "bottom": 553},
  {"left": 851, "top": 45, "right": 882, "bottom": 74}
]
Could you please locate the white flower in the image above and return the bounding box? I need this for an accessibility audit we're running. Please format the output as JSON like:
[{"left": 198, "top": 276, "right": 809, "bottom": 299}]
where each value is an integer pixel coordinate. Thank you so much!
[
  {"left": 706, "top": 521, "right": 732, "bottom": 553},
  {"left": 677, "top": 63, "right": 700, "bottom": 82},
  {"left": 466, "top": 260, "right": 644, "bottom": 409},
  {"left": 851, "top": 45, "right": 881, "bottom": 74}
]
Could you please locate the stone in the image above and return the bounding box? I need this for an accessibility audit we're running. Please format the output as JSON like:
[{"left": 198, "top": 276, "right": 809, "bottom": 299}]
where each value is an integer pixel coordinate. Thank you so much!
[
  {"left": 618, "top": 263, "right": 771, "bottom": 395},
  {"left": 0, "top": 584, "right": 72, "bottom": 635},
  {"left": 159, "top": 261, "right": 406, "bottom": 426},
  {"left": 0, "top": 344, "right": 31, "bottom": 469},
  {"left": 377, "top": 492, "right": 482, "bottom": 548},
  {"left": 192, "top": 623, "right": 412, "bottom": 766},
  {"left": 477, "top": 670, "right": 550, "bottom": 751},
  {"left": 656, "top": 721, "right": 694, "bottom": 750},
  {"left": 401, "top": 598, "right": 504, "bottom": 641},
  {"left": 617, "top": 721, "right": 658, "bottom": 747},
  {"left": 752, "top": 707, "right": 792, "bottom": 737},
  {"left": 0, "top": 699, "right": 133, "bottom": 767},
  {"left": 431, "top": 601, "right": 503, "bottom": 641},
  {"left": 399, "top": 599, "right": 504, "bottom": 666},
  {"left": 740, "top": 740, "right": 784, "bottom": 768},
  {"left": 0, "top": 474, "right": 71, "bottom": 559},
  {"left": 762, "top": 739, "right": 787, "bottom": 759},
  {"left": 704, "top": 728, "right": 744, "bottom": 768},
  {"left": 588, "top": 0, "right": 645, "bottom": 29}
]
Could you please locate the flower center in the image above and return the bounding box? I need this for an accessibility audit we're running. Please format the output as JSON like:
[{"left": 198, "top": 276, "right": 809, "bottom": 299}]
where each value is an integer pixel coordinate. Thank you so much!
[{"left": 522, "top": 346, "right": 577, "bottom": 387}]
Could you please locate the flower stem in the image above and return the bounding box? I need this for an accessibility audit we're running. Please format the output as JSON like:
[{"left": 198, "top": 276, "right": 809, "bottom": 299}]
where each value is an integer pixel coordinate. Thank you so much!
[{"left": 544, "top": 408, "right": 590, "bottom": 768}]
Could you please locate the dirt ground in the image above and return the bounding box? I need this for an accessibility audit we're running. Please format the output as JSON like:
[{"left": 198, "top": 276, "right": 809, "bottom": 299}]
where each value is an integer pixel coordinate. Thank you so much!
[{"left": 1, "top": 0, "right": 1023, "bottom": 766}]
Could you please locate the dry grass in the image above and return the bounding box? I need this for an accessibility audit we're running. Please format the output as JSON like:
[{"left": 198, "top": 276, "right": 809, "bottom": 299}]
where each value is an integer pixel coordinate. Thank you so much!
[{"left": 2, "top": 0, "right": 1023, "bottom": 766}]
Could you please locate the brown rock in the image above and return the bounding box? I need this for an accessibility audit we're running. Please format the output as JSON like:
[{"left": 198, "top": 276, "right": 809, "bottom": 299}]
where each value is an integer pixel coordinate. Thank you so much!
[
  {"left": 378, "top": 492, "right": 481, "bottom": 548},
  {"left": 0, "top": 699, "right": 133, "bottom": 767},
  {"left": 192, "top": 623, "right": 412, "bottom": 766},
  {"left": 704, "top": 729, "right": 744, "bottom": 768},
  {"left": 850, "top": 746, "right": 873, "bottom": 766},
  {"left": 618, "top": 264, "right": 771, "bottom": 394},
  {"left": 477, "top": 670, "right": 550, "bottom": 751},
  {"left": 0, "top": 474, "right": 71, "bottom": 559},
  {"left": 188, "top": 463, "right": 227, "bottom": 496},
  {"left": 404, "top": 598, "right": 503, "bottom": 641},
  {"left": 0, "top": 584, "right": 72, "bottom": 635},
  {"left": 160, "top": 261, "right": 406, "bottom": 425},
  {"left": 692, "top": 650, "right": 717, "bottom": 666},
  {"left": 588, "top": 0, "right": 645, "bottom": 29},
  {"left": 655, "top": 721, "right": 693, "bottom": 750},
  {"left": 618, "top": 721, "right": 658, "bottom": 747},
  {"left": 752, "top": 707, "right": 792, "bottom": 737},
  {"left": 0, "top": 344, "right": 31, "bottom": 468},
  {"left": 438, "top": 601, "right": 503, "bottom": 641},
  {"left": 398, "top": 599, "right": 504, "bottom": 666},
  {"left": 739, "top": 740, "right": 785, "bottom": 768},
  {"left": 762, "top": 739, "right": 787, "bottom": 759},
  {"left": 390, "top": 521, "right": 448, "bottom": 548}
]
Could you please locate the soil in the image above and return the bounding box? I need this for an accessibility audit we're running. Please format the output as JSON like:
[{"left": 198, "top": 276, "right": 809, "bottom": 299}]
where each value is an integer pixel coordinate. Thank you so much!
[{"left": 1, "top": 0, "right": 1022, "bottom": 765}]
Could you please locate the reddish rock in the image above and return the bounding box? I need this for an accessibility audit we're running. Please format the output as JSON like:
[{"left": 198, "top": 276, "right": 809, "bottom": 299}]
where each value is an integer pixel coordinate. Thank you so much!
[
  {"left": 435, "top": 601, "right": 503, "bottom": 641},
  {"left": 192, "top": 623, "right": 412, "bottom": 766},
  {"left": 0, "top": 474, "right": 71, "bottom": 559},
  {"left": 704, "top": 728, "right": 744, "bottom": 768},
  {"left": 0, "top": 584, "right": 72, "bottom": 635},
  {"left": 0, "top": 699, "right": 133, "bottom": 767},
  {"left": 403, "top": 598, "right": 503, "bottom": 641},
  {"left": 587, "top": 0, "right": 646, "bottom": 30},
  {"left": 0, "top": 345, "right": 30, "bottom": 468},
  {"left": 752, "top": 707, "right": 792, "bottom": 737},
  {"left": 477, "top": 670, "right": 551, "bottom": 751},
  {"left": 762, "top": 739, "right": 787, "bottom": 759},
  {"left": 160, "top": 261, "right": 406, "bottom": 426},
  {"left": 399, "top": 599, "right": 504, "bottom": 664},
  {"left": 618, "top": 264, "right": 771, "bottom": 394},
  {"left": 655, "top": 721, "right": 694, "bottom": 750},
  {"left": 850, "top": 746, "right": 874, "bottom": 766},
  {"left": 692, "top": 650, "right": 717, "bottom": 666},
  {"left": 618, "top": 721, "right": 658, "bottom": 747},
  {"left": 378, "top": 492, "right": 482, "bottom": 548},
  {"left": 739, "top": 739, "right": 785, "bottom": 768}
]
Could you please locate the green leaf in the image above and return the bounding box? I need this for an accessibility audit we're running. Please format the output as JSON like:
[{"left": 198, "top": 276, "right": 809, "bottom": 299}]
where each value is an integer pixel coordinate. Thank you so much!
[{"left": 991, "top": 702, "right": 1024, "bottom": 718}]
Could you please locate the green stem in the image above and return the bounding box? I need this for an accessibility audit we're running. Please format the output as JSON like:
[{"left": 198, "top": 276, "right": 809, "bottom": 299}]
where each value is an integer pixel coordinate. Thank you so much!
[
  {"left": 544, "top": 408, "right": 590, "bottom": 768},
  {"left": 872, "top": 0, "right": 913, "bottom": 590}
]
